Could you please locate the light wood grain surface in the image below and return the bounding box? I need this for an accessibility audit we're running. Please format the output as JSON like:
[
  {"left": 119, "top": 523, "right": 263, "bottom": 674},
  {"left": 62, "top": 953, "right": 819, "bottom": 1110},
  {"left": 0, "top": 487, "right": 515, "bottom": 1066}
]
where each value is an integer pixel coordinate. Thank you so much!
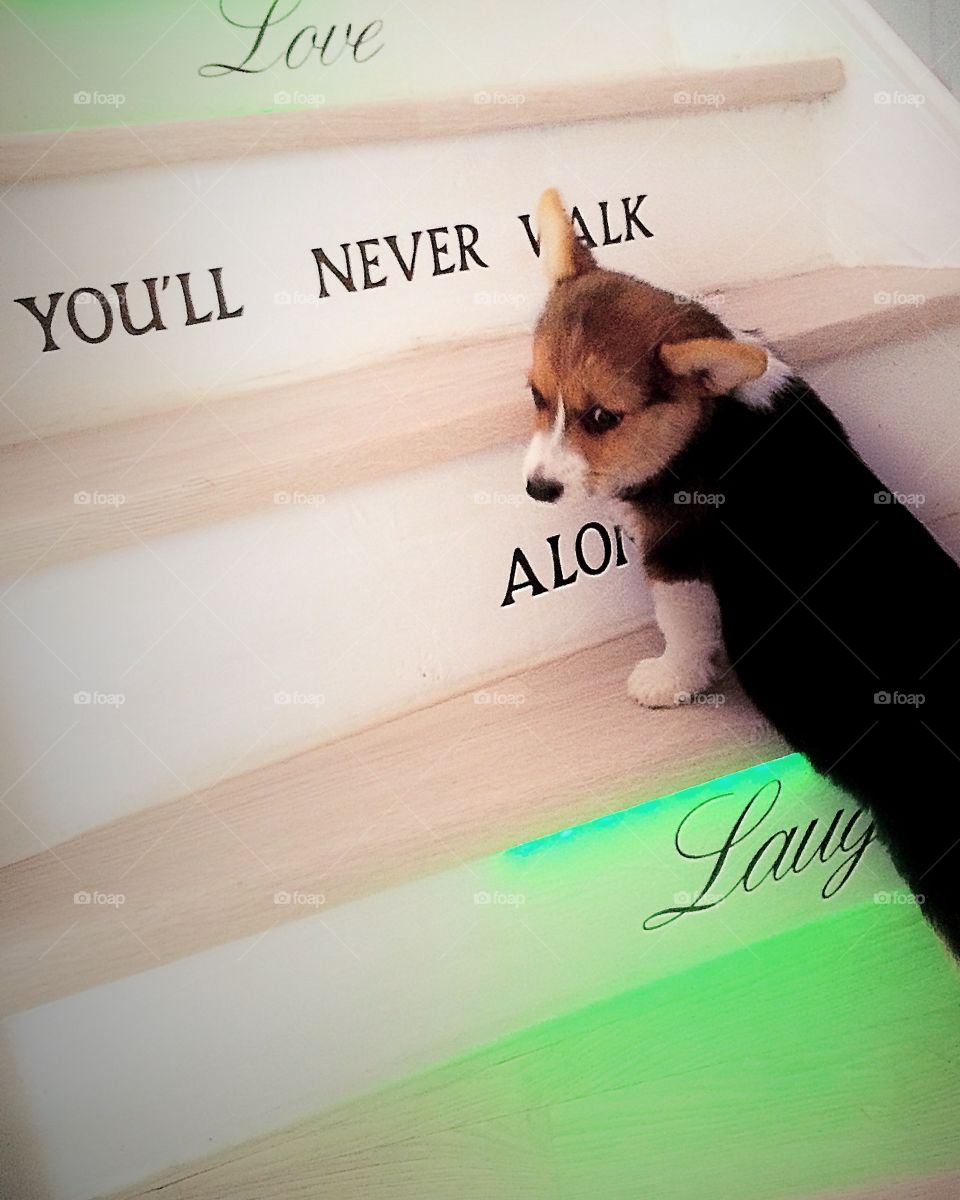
[
  {"left": 3, "top": 265, "right": 960, "bottom": 579},
  {"left": 0, "top": 59, "right": 844, "bottom": 186},
  {"left": 0, "top": 625, "right": 785, "bottom": 1019}
]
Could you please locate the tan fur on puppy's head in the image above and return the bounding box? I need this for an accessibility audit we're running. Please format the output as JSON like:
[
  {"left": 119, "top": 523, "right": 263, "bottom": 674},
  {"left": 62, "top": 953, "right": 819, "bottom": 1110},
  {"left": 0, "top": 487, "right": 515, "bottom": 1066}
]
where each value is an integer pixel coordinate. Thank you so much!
[{"left": 524, "top": 189, "right": 767, "bottom": 502}]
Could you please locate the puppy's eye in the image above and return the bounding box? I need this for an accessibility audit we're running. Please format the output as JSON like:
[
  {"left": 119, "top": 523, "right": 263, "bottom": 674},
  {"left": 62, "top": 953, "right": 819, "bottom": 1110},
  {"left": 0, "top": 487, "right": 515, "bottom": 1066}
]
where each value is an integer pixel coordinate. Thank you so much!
[
  {"left": 530, "top": 385, "right": 549, "bottom": 412},
  {"left": 582, "top": 405, "right": 622, "bottom": 435}
]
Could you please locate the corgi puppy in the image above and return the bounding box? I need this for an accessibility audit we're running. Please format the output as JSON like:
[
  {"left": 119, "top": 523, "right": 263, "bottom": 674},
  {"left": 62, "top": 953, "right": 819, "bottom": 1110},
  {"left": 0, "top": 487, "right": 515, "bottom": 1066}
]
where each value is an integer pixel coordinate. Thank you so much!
[{"left": 524, "top": 188, "right": 960, "bottom": 956}]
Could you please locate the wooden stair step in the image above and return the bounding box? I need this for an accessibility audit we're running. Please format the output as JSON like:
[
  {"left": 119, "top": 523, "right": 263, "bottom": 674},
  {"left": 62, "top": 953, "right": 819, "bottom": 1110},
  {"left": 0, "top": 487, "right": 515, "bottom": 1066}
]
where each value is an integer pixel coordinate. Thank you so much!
[
  {"left": 0, "top": 624, "right": 785, "bottom": 1018},
  {"left": 0, "top": 58, "right": 844, "bottom": 185}
]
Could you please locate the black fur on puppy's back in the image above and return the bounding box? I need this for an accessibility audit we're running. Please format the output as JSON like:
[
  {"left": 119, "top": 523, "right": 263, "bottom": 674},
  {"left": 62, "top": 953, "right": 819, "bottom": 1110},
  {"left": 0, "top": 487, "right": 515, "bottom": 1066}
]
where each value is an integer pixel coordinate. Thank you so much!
[{"left": 701, "top": 377, "right": 960, "bottom": 953}]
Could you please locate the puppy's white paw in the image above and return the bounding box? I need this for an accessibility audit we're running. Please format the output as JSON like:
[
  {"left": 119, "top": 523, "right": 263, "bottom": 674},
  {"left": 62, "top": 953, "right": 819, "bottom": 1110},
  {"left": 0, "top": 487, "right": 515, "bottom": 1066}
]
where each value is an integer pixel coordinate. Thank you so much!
[
  {"left": 627, "top": 657, "right": 686, "bottom": 708},
  {"left": 627, "top": 657, "right": 712, "bottom": 708}
]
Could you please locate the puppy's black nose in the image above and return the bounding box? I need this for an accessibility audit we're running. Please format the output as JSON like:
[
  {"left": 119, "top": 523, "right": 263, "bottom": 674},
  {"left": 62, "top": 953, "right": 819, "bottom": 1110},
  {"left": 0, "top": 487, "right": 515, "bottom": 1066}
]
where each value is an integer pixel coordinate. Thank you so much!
[{"left": 526, "top": 474, "right": 564, "bottom": 503}]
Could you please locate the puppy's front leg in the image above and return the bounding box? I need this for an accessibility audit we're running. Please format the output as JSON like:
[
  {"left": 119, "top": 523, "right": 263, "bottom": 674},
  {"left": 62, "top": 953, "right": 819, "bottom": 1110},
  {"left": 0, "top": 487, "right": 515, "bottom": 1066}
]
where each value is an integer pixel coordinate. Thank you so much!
[{"left": 628, "top": 578, "right": 722, "bottom": 708}]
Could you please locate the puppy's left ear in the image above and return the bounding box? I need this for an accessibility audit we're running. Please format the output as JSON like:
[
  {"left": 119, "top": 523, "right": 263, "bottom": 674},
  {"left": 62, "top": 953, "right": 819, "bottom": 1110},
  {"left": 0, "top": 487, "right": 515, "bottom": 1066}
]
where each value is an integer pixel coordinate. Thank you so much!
[
  {"left": 537, "top": 187, "right": 597, "bottom": 284},
  {"left": 659, "top": 338, "right": 767, "bottom": 395}
]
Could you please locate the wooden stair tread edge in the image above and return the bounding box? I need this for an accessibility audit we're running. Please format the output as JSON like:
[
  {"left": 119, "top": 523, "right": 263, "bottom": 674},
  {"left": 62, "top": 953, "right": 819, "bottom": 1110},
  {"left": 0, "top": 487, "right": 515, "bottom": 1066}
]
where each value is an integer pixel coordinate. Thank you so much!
[
  {"left": 0, "top": 625, "right": 784, "bottom": 1017},
  {"left": 0, "top": 58, "right": 845, "bottom": 186},
  {"left": 3, "top": 264, "right": 960, "bottom": 577},
  {"left": 742, "top": 264, "right": 960, "bottom": 360}
]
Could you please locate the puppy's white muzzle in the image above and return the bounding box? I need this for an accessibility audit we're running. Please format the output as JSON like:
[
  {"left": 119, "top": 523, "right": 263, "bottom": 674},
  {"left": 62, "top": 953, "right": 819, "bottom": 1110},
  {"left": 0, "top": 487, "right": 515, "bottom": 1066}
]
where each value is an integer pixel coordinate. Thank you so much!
[{"left": 523, "top": 397, "right": 588, "bottom": 503}]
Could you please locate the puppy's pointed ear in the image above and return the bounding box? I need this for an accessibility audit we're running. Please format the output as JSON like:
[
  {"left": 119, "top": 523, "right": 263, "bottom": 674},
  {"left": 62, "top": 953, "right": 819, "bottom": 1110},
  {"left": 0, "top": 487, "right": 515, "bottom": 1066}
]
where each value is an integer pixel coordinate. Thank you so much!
[
  {"left": 537, "top": 188, "right": 596, "bottom": 284},
  {"left": 659, "top": 337, "right": 767, "bottom": 396}
]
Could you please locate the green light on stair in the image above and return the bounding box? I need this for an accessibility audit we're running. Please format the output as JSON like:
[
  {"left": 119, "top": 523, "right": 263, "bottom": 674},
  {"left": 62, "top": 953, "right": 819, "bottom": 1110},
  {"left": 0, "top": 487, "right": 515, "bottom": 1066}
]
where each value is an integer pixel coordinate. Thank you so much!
[{"left": 503, "top": 751, "right": 806, "bottom": 859}]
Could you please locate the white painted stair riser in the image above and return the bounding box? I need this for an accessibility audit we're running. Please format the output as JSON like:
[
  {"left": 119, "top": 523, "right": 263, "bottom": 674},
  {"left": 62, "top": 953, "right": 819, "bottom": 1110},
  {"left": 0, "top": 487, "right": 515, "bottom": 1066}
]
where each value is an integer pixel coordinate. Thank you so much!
[
  {"left": 0, "top": 443, "right": 648, "bottom": 867},
  {"left": 2, "top": 106, "right": 831, "bottom": 444},
  {"left": 5, "top": 5, "right": 960, "bottom": 444}
]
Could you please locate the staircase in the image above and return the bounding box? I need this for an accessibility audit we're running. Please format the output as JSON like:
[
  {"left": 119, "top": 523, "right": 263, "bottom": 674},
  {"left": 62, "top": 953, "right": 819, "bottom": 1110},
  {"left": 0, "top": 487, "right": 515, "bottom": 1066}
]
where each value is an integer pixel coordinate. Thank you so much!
[{"left": 2, "top": 1, "right": 960, "bottom": 1197}]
